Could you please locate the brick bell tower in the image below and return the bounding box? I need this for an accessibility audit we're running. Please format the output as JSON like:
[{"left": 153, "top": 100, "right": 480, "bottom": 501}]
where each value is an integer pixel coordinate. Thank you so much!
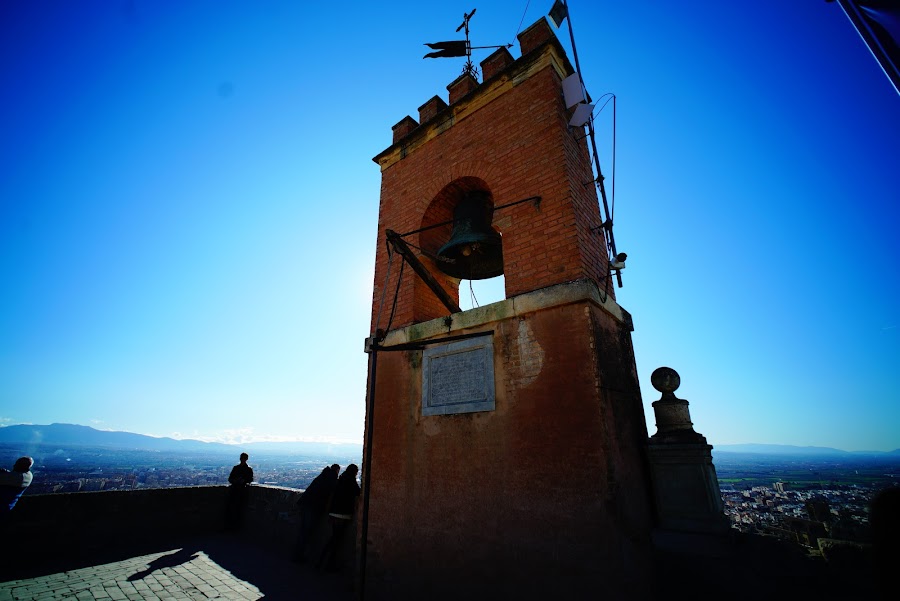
[{"left": 361, "top": 18, "right": 655, "bottom": 601}]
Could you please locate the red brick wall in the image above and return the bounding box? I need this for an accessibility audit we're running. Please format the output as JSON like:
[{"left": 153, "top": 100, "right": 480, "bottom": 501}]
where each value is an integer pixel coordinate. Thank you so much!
[
  {"left": 363, "top": 301, "right": 653, "bottom": 599},
  {"left": 370, "top": 38, "right": 612, "bottom": 333}
]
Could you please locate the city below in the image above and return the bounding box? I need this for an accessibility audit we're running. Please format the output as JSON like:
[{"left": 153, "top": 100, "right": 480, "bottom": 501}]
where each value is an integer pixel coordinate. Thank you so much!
[
  {"left": 713, "top": 451, "right": 896, "bottom": 548},
  {"left": 2, "top": 424, "right": 898, "bottom": 555}
]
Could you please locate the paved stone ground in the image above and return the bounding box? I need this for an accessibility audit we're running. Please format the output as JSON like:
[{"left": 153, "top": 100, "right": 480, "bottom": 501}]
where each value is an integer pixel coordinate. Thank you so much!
[{"left": 0, "top": 534, "right": 354, "bottom": 601}]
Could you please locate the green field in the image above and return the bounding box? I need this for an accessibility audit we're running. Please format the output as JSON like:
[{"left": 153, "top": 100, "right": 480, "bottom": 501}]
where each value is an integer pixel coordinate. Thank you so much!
[{"left": 713, "top": 453, "right": 899, "bottom": 491}]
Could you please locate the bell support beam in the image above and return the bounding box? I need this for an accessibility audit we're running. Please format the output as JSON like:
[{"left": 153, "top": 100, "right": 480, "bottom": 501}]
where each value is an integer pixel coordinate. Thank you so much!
[
  {"left": 396, "top": 195, "right": 541, "bottom": 239},
  {"left": 385, "top": 229, "right": 462, "bottom": 315}
]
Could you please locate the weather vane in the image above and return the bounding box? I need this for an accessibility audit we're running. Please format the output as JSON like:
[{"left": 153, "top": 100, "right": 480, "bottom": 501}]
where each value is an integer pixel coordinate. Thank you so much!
[{"left": 423, "top": 8, "right": 512, "bottom": 79}]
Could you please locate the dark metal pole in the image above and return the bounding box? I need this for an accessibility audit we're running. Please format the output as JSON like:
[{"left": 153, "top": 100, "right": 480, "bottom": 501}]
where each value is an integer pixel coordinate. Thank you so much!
[
  {"left": 397, "top": 195, "right": 540, "bottom": 239},
  {"left": 386, "top": 230, "right": 462, "bottom": 314},
  {"left": 358, "top": 342, "right": 378, "bottom": 599},
  {"left": 587, "top": 120, "right": 622, "bottom": 288},
  {"left": 562, "top": 0, "right": 622, "bottom": 287},
  {"left": 562, "top": 0, "right": 585, "bottom": 87},
  {"left": 835, "top": 0, "right": 900, "bottom": 95}
]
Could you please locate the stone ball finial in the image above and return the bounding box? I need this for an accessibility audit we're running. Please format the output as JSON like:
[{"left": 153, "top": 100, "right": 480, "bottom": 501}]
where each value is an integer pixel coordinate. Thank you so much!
[
  {"left": 649, "top": 366, "right": 702, "bottom": 441},
  {"left": 651, "top": 367, "right": 680, "bottom": 395}
]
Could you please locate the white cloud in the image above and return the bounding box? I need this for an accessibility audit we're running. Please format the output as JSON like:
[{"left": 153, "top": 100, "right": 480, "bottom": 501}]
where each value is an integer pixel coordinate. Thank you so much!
[{"left": 165, "top": 427, "right": 361, "bottom": 445}]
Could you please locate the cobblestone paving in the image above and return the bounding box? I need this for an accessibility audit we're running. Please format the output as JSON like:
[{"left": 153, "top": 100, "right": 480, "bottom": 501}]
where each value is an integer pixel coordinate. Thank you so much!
[{"left": 0, "top": 548, "right": 263, "bottom": 601}]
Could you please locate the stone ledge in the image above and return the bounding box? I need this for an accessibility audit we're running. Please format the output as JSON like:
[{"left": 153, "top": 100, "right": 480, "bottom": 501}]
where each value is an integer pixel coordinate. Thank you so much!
[
  {"left": 374, "top": 278, "right": 629, "bottom": 347},
  {"left": 5, "top": 485, "right": 311, "bottom": 561}
]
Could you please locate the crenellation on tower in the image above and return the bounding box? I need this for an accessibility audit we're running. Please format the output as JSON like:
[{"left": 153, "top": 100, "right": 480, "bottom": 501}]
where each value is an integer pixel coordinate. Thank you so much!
[
  {"left": 375, "top": 21, "right": 575, "bottom": 170},
  {"left": 479, "top": 46, "right": 514, "bottom": 81},
  {"left": 416, "top": 95, "right": 448, "bottom": 125},
  {"left": 391, "top": 115, "right": 418, "bottom": 143},
  {"left": 370, "top": 18, "right": 613, "bottom": 333},
  {"left": 446, "top": 72, "right": 479, "bottom": 105},
  {"left": 516, "top": 16, "right": 557, "bottom": 56}
]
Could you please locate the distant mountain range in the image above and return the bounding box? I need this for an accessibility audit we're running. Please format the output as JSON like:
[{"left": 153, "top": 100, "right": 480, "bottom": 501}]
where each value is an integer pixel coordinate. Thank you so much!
[
  {"left": 713, "top": 443, "right": 900, "bottom": 457},
  {"left": 0, "top": 424, "right": 896, "bottom": 458},
  {"left": 0, "top": 423, "right": 363, "bottom": 456}
]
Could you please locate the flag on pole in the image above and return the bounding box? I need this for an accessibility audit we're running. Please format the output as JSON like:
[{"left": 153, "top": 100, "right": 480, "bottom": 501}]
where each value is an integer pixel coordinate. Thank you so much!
[
  {"left": 549, "top": 0, "right": 568, "bottom": 28},
  {"left": 423, "top": 41, "right": 468, "bottom": 59}
]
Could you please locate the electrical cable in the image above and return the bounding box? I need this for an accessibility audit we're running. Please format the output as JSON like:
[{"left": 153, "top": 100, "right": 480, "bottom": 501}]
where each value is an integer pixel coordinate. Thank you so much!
[
  {"left": 586, "top": 99, "right": 619, "bottom": 264},
  {"left": 383, "top": 259, "right": 406, "bottom": 335},
  {"left": 373, "top": 241, "right": 395, "bottom": 335},
  {"left": 596, "top": 254, "right": 613, "bottom": 305},
  {"left": 514, "top": 0, "right": 532, "bottom": 39},
  {"left": 611, "top": 95, "right": 616, "bottom": 221},
  {"left": 591, "top": 94, "right": 618, "bottom": 222},
  {"left": 597, "top": 274, "right": 609, "bottom": 304},
  {"left": 595, "top": 93, "right": 614, "bottom": 114},
  {"left": 585, "top": 116, "right": 607, "bottom": 230}
]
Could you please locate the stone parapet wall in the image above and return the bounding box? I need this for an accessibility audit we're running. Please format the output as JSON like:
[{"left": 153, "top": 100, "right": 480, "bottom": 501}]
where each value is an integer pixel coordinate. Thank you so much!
[
  {"left": 240, "top": 485, "right": 304, "bottom": 553},
  {"left": 7, "top": 485, "right": 310, "bottom": 562}
]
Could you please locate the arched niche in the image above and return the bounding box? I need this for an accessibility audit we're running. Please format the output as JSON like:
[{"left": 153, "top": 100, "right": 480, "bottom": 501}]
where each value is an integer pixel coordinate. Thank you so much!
[{"left": 413, "top": 177, "right": 504, "bottom": 322}]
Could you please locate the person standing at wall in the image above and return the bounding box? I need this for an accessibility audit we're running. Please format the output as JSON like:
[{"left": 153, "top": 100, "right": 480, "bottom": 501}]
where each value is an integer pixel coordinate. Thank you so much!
[
  {"left": 0, "top": 457, "right": 34, "bottom": 525},
  {"left": 318, "top": 464, "right": 360, "bottom": 572},
  {"left": 224, "top": 453, "right": 253, "bottom": 531},
  {"left": 292, "top": 463, "right": 339, "bottom": 563}
]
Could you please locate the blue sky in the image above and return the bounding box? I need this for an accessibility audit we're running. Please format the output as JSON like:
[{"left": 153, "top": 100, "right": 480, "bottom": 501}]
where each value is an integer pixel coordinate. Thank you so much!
[{"left": 1, "top": 1, "right": 897, "bottom": 451}]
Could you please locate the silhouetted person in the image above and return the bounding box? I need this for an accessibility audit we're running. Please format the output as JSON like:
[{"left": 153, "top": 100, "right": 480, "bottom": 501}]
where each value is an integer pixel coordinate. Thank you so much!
[
  {"left": 225, "top": 452, "right": 253, "bottom": 531},
  {"left": 0, "top": 457, "right": 33, "bottom": 525},
  {"left": 318, "top": 463, "right": 360, "bottom": 572},
  {"left": 292, "top": 463, "right": 339, "bottom": 563}
]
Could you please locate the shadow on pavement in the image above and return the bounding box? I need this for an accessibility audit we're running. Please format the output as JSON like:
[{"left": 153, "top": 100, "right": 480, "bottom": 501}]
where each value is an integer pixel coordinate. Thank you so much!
[{"left": 0, "top": 532, "right": 355, "bottom": 601}]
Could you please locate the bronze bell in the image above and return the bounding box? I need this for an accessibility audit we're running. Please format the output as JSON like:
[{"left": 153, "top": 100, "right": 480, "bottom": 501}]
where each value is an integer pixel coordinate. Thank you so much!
[{"left": 436, "top": 191, "right": 504, "bottom": 280}]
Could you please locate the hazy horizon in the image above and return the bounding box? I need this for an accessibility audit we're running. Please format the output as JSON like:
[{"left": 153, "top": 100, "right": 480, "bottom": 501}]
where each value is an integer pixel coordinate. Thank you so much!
[{"left": 1, "top": 422, "right": 898, "bottom": 453}]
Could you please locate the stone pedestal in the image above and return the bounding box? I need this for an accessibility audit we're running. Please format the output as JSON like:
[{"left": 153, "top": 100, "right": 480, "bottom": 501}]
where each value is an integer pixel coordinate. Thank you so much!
[{"left": 647, "top": 367, "right": 728, "bottom": 534}]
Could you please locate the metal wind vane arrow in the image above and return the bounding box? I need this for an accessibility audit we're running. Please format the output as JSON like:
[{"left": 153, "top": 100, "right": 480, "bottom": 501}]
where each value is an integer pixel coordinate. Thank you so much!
[{"left": 423, "top": 8, "right": 512, "bottom": 78}]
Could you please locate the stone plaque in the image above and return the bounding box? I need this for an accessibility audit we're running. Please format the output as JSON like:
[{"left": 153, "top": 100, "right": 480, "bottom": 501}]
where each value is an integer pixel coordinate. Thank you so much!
[{"left": 422, "top": 335, "right": 495, "bottom": 416}]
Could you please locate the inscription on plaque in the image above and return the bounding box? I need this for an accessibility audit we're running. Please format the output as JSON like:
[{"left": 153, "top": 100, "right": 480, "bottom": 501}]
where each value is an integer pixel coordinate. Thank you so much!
[{"left": 422, "top": 335, "right": 495, "bottom": 416}]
